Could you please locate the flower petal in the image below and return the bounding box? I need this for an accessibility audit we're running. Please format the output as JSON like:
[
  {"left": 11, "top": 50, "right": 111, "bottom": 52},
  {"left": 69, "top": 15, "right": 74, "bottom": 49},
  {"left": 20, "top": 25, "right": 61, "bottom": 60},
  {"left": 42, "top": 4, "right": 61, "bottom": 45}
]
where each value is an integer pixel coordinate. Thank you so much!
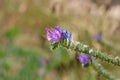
[{"left": 46, "top": 28, "right": 53, "bottom": 41}]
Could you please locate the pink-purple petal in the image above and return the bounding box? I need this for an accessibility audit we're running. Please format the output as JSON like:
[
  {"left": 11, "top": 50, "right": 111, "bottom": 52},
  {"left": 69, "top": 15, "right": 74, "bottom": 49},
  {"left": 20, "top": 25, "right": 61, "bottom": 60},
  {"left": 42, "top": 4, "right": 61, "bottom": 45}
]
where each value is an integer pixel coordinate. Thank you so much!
[
  {"left": 46, "top": 28, "right": 53, "bottom": 41},
  {"left": 46, "top": 27, "right": 62, "bottom": 44}
]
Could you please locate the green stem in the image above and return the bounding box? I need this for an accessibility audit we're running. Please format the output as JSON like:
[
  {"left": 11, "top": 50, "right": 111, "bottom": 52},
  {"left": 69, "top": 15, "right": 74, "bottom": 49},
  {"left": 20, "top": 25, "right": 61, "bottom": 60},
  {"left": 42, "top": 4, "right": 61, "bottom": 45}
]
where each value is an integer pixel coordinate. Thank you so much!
[
  {"left": 56, "top": 40, "right": 120, "bottom": 66},
  {"left": 91, "top": 62, "right": 116, "bottom": 80}
]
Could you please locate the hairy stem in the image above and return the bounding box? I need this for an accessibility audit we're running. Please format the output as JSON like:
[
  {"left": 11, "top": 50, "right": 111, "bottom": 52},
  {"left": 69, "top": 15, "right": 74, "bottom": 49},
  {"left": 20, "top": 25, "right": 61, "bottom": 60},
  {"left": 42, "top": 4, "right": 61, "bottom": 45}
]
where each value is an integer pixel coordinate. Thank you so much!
[
  {"left": 55, "top": 40, "right": 120, "bottom": 66},
  {"left": 91, "top": 62, "right": 116, "bottom": 80}
]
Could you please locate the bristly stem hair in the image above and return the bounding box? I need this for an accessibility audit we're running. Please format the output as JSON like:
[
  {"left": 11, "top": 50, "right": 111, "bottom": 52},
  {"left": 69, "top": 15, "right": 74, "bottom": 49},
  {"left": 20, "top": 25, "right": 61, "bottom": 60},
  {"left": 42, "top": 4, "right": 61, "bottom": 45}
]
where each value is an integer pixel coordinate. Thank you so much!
[{"left": 51, "top": 40, "right": 120, "bottom": 66}]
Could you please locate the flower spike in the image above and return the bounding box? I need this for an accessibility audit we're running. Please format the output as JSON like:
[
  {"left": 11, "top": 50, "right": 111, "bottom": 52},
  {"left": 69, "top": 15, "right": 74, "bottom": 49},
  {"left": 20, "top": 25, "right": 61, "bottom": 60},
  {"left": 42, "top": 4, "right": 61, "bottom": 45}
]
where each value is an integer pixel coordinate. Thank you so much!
[{"left": 46, "top": 26, "right": 72, "bottom": 44}]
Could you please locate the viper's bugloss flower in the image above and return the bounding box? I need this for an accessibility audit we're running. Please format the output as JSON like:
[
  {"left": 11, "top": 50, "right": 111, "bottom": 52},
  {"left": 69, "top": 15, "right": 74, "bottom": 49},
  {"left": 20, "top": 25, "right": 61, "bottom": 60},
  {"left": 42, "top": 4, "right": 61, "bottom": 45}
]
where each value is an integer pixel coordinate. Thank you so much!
[
  {"left": 94, "top": 33, "right": 102, "bottom": 41},
  {"left": 78, "top": 53, "right": 92, "bottom": 67},
  {"left": 46, "top": 26, "right": 62, "bottom": 44},
  {"left": 46, "top": 26, "right": 72, "bottom": 44},
  {"left": 62, "top": 29, "right": 72, "bottom": 41}
]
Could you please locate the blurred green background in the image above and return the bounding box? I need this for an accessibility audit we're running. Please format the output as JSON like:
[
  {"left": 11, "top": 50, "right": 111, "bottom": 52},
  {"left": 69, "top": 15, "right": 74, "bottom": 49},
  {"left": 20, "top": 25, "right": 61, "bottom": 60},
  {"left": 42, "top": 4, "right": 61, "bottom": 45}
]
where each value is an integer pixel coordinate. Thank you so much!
[{"left": 0, "top": 0, "right": 120, "bottom": 80}]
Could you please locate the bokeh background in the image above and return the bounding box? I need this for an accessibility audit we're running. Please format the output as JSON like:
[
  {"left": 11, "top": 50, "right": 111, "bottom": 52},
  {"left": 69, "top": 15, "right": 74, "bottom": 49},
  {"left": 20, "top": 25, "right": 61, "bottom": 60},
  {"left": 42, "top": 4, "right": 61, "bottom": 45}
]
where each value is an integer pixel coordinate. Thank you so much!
[{"left": 0, "top": 0, "right": 120, "bottom": 80}]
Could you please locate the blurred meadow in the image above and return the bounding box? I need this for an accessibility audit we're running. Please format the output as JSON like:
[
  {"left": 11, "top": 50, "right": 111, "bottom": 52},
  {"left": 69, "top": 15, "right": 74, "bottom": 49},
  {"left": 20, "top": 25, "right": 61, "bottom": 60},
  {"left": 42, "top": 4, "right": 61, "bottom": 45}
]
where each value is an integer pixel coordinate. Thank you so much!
[{"left": 0, "top": 0, "right": 120, "bottom": 80}]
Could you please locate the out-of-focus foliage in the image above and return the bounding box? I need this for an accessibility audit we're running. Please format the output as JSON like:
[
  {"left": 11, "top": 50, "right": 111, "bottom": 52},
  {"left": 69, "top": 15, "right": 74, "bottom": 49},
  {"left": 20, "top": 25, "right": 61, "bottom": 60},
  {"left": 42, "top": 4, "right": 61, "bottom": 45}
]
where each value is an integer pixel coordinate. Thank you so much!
[
  {"left": 5, "top": 25, "right": 21, "bottom": 41},
  {"left": 0, "top": 0, "right": 120, "bottom": 80}
]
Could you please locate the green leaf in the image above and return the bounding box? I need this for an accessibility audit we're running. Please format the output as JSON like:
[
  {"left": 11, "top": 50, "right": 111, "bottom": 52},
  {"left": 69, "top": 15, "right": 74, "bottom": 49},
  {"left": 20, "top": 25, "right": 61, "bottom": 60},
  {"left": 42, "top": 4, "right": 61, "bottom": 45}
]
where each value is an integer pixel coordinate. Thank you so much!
[
  {"left": 47, "top": 47, "right": 71, "bottom": 70},
  {"left": 5, "top": 25, "right": 21, "bottom": 41},
  {"left": 14, "top": 57, "right": 39, "bottom": 80},
  {"left": 5, "top": 45, "right": 41, "bottom": 58},
  {"left": 54, "top": 47, "right": 71, "bottom": 63},
  {"left": 0, "top": 48, "right": 5, "bottom": 58}
]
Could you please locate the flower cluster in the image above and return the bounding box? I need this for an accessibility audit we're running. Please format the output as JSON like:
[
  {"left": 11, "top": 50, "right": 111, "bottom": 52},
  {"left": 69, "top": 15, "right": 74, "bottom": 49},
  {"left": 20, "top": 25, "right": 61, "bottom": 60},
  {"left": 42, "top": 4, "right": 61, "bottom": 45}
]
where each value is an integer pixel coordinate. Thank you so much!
[
  {"left": 78, "top": 53, "right": 92, "bottom": 67},
  {"left": 46, "top": 26, "right": 93, "bottom": 67},
  {"left": 46, "top": 26, "right": 119, "bottom": 79},
  {"left": 46, "top": 26, "right": 72, "bottom": 44}
]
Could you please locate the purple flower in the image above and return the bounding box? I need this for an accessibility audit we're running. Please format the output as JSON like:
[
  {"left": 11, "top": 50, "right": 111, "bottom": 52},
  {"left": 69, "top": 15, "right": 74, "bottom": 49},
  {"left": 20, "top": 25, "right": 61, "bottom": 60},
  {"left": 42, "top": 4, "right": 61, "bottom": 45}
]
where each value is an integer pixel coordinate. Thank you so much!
[
  {"left": 46, "top": 26, "right": 62, "bottom": 44},
  {"left": 94, "top": 33, "right": 102, "bottom": 41},
  {"left": 78, "top": 53, "right": 92, "bottom": 67},
  {"left": 46, "top": 26, "right": 72, "bottom": 44},
  {"left": 62, "top": 29, "right": 72, "bottom": 41}
]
